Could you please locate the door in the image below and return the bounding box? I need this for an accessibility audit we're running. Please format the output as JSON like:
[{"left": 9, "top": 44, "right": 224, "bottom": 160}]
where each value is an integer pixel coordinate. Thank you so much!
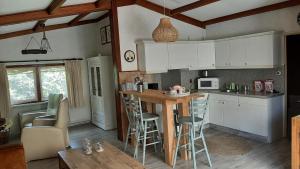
[
  {"left": 88, "top": 59, "right": 105, "bottom": 127},
  {"left": 223, "top": 97, "right": 240, "bottom": 130},
  {"left": 209, "top": 99, "right": 224, "bottom": 126},
  {"left": 196, "top": 41, "right": 215, "bottom": 70},
  {"left": 245, "top": 35, "right": 272, "bottom": 67},
  {"left": 215, "top": 40, "right": 230, "bottom": 68},
  {"left": 287, "top": 34, "right": 300, "bottom": 138},
  {"left": 144, "top": 42, "right": 169, "bottom": 73},
  {"left": 239, "top": 97, "right": 268, "bottom": 136},
  {"left": 229, "top": 38, "right": 246, "bottom": 68},
  {"left": 168, "top": 42, "right": 198, "bottom": 70}
]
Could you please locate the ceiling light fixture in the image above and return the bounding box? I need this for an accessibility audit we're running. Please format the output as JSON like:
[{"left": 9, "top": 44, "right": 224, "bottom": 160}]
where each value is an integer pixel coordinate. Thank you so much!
[
  {"left": 21, "top": 24, "right": 52, "bottom": 54},
  {"left": 152, "top": 0, "right": 178, "bottom": 42}
]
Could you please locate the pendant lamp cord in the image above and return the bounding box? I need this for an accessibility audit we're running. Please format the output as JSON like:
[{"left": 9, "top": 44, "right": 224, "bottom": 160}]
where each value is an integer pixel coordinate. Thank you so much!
[{"left": 24, "top": 37, "right": 40, "bottom": 50}]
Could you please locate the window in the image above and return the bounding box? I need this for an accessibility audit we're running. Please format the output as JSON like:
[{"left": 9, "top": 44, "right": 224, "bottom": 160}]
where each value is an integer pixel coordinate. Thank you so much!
[
  {"left": 40, "top": 66, "right": 67, "bottom": 100},
  {"left": 7, "top": 65, "right": 68, "bottom": 105},
  {"left": 7, "top": 68, "right": 37, "bottom": 104}
]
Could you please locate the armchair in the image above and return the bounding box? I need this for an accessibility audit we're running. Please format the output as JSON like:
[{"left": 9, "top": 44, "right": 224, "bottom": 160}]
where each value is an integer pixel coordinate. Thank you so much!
[
  {"left": 21, "top": 98, "right": 70, "bottom": 162},
  {"left": 19, "top": 93, "right": 63, "bottom": 129}
]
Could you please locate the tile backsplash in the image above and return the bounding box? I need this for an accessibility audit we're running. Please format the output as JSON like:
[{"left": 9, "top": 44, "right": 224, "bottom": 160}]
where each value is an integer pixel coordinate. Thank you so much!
[
  {"left": 160, "top": 67, "right": 285, "bottom": 93},
  {"left": 207, "top": 67, "right": 285, "bottom": 92}
]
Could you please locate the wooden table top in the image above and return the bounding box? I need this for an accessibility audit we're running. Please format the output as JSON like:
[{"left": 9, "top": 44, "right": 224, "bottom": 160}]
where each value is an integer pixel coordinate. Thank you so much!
[
  {"left": 58, "top": 142, "right": 144, "bottom": 169},
  {"left": 120, "top": 89, "right": 204, "bottom": 103}
]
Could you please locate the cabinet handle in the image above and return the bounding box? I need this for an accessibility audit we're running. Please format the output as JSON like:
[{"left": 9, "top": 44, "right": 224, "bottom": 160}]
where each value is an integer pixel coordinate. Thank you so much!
[
  {"left": 212, "top": 64, "right": 215, "bottom": 66},
  {"left": 244, "top": 62, "right": 247, "bottom": 66}
]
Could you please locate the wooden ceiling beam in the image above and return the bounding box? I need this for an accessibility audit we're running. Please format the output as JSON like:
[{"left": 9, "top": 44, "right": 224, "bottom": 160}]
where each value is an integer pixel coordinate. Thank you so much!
[
  {"left": 0, "top": 19, "right": 99, "bottom": 40},
  {"left": 33, "top": 20, "right": 47, "bottom": 32},
  {"left": 171, "top": 0, "right": 219, "bottom": 15},
  {"left": 204, "top": 0, "right": 300, "bottom": 26},
  {"left": 68, "top": 13, "right": 90, "bottom": 25},
  {"left": 136, "top": 0, "right": 205, "bottom": 28},
  {"left": 95, "top": 0, "right": 111, "bottom": 8},
  {"left": 0, "top": 2, "right": 110, "bottom": 26},
  {"left": 47, "top": 0, "right": 67, "bottom": 14}
]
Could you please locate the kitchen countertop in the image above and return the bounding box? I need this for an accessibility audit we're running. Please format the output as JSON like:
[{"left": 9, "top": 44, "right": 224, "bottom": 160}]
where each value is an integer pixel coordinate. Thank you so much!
[{"left": 195, "top": 90, "right": 284, "bottom": 99}]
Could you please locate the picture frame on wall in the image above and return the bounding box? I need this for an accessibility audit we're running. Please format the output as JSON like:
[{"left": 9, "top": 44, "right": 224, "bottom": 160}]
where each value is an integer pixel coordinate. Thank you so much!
[
  {"left": 100, "top": 27, "right": 107, "bottom": 45},
  {"left": 106, "top": 25, "right": 111, "bottom": 43}
]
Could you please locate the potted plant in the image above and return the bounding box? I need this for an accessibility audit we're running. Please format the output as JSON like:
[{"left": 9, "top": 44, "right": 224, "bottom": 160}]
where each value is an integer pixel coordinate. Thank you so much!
[{"left": 0, "top": 118, "right": 13, "bottom": 145}]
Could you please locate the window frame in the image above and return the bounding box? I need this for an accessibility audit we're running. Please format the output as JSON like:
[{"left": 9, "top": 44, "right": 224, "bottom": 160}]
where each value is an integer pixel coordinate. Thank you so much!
[{"left": 7, "top": 63, "right": 66, "bottom": 105}]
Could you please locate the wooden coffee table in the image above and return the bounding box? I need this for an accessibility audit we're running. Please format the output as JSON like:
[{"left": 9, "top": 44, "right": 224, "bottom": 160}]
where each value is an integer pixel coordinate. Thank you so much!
[{"left": 58, "top": 141, "right": 144, "bottom": 169}]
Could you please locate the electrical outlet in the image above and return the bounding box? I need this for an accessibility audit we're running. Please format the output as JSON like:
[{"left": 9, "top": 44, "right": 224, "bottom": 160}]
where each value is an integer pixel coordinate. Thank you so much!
[{"left": 275, "top": 71, "right": 281, "bottom": 76}]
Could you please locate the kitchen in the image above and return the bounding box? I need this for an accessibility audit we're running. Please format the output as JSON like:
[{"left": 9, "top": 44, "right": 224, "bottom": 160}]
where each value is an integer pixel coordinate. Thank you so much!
[{"left": 118, "top": 30, "right": 286, "bottom": 167}]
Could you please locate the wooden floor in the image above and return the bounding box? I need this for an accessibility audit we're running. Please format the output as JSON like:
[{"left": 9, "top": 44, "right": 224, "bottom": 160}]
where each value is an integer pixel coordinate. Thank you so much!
[{"left": 28, "top": 123, "right": 291, "bottom": 169}]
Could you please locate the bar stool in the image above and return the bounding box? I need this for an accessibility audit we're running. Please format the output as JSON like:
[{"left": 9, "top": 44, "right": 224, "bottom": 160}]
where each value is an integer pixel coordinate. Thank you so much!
[
  {"left": 122, "top": 94, "right": 162, "bottom": 165},
  {"left": 173, "top": 94, "right": 212, "bottom": 169}
]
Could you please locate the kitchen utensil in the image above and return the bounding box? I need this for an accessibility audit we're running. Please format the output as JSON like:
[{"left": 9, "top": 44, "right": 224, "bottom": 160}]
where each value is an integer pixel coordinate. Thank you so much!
[{"left": 202, "top": 70, "right": 209, "bottom": 77}]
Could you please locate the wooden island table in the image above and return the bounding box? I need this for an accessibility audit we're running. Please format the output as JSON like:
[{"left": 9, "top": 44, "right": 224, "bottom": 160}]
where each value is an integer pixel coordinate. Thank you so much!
[{"left": 120, "top": 89, "right": 204, "bottom": 166}]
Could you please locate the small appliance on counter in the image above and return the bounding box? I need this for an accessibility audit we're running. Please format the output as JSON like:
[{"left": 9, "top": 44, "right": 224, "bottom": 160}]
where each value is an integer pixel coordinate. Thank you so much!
[{"left": 198, "top": 77, "right": 219, "bottom": 90}]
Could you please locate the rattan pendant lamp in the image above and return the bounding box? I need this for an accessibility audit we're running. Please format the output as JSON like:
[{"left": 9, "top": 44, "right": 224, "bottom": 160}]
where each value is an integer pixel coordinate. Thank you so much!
[{"left": 152, "top": 0, "right": 178, "bottom": 42}]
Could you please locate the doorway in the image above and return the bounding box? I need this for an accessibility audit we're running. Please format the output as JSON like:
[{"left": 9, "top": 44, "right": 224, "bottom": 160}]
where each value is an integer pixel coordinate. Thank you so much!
[{"left": 286, "top": 34, "right": 300, "bottom": 138}]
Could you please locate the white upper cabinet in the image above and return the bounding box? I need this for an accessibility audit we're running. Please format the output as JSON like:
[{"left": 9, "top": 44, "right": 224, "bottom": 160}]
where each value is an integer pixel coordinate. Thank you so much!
[
  {"left": 215, "top": 40, "right": 230, "bottom": 68},
  {"left": 229, "top": 38, "right": 247, "bottom": 68},
  {"left": 137, "top": 41, "right": 169, "bottom": 74},
  {"left": 245, "top": 34, "right": 280, "bottom": 68},
  {"left": 215, "top": 31, "right": 281, "bottom": 69},
  {"left": 193, "top": 40, "right": 215, "bottom": 70},
  {"left": 168, "top": 42, "right": 198, "bottom": 70},
  {"left": 136, "top": 32, "right": 281, "bottom": 73}
]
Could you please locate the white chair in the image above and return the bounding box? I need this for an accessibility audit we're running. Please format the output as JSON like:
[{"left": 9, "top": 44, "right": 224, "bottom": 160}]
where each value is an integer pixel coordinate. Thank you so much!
[
  {"left": 173, "top": 94, "right": 212, "bottom": 169},
  {"left": 21, "top": 98, "right": 70, "bottom": 162}
]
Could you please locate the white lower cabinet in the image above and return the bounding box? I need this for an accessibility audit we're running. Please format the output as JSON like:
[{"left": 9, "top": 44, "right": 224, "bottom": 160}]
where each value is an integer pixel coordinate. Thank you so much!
[
  {"left": 223, "top": 97, "right": 240, "bottom": 130},
  {"left": 208, "top": 93, "right": 283, "bottom": 142},
  {"left": 238, "top": 100, "right": 268, "bottom": 137},
  {"left": 209, "top": 99, "right": 224, "bottom": 126}
]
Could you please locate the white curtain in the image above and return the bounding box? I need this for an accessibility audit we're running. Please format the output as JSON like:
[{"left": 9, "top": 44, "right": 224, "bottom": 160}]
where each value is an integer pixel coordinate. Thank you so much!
[
  {"left": 64, "top": 60, "right": 84, "bottom": 108},
  {"left": 0, "top": 64, "right": 11, "bottom": 118}
]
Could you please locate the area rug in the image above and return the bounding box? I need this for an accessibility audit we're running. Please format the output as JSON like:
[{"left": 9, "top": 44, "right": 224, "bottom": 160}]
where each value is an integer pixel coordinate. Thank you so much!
[{"left": 205, "top": 133, "right": 253, "bottom": 156}]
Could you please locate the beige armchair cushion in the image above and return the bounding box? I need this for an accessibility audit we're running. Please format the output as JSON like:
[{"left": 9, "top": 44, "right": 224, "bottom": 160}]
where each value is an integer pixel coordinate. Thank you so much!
[
  {"left": 21, "top": 127, "right": 65, "bottom": 162},
  {"left": 21, "top": 98, "right": 70, "bottom": 162}
]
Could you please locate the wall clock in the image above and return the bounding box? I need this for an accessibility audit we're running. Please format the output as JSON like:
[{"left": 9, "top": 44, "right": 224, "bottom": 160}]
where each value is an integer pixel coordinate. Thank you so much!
[{"left": 124, "top": 50, "right": 135, "bottom": 62}]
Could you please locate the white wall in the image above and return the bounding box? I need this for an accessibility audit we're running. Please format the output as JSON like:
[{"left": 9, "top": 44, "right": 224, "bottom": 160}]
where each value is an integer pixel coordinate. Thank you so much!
[
  {"left": 0, "top": 24, "right": 99, "bottom": 135},
  {"left": 118, "top": 5, "right": 206, "bottom": 71},
  {"left": 206, "top": 6, "right": 300, "bottom": 39}
]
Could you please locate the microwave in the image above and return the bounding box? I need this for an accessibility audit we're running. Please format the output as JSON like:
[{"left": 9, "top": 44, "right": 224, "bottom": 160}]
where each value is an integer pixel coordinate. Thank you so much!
[{"left": 198, "top": 78, "right": 219, "bottom": 90}]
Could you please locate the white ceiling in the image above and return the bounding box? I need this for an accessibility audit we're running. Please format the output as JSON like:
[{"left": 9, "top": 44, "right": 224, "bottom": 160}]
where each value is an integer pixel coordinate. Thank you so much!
[
  {"left": 0, "top": 0, "right": 53, "bottom": 15},
  {"left": 62, "top": 0, "right": 97, "bottom": 6},
  {"left": 0, "top": 21, "right": 37, "bottom": 34},
  {"left": 81, "top": 11, "right": 108, "bottom": 21},
  {"left": 148, "top": 0, "right": 289, "bottom": 21},
  {"left": 0, "top": 0, "right": 293, "bottom": 35},
  {"left": 45, "top": 15, "right": 78, "bottom": 26}
]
